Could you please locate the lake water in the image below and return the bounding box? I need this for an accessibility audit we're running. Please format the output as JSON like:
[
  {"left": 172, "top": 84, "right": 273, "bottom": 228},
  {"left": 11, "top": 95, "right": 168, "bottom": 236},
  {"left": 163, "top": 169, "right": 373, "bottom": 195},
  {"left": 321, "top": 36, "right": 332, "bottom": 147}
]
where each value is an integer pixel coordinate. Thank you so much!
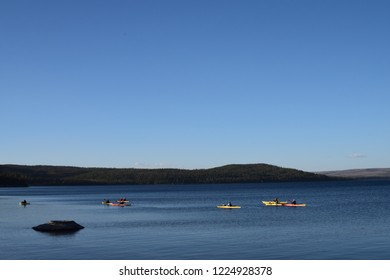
[{"left": 1, "top": 180, "right": 390, "bottom": 260}]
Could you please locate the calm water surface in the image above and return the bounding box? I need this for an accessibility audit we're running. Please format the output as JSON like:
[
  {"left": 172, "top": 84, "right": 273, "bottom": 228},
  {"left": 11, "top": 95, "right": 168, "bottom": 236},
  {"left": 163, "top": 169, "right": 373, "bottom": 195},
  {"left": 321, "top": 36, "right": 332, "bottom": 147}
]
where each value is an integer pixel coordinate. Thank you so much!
[{"left": 1, "top": 180, "right": 390, "bottom": 260}]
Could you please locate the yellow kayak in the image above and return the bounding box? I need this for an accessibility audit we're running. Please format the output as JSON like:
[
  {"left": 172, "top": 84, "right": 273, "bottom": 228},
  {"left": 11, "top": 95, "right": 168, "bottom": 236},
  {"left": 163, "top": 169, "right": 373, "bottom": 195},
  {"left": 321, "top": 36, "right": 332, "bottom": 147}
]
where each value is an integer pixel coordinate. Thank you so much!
[
  {"left": 262, "top": 201, "right": 287, "bottom": 206},
  {"left": 217, "top": 205, "right": 241, "bottom": 209}
]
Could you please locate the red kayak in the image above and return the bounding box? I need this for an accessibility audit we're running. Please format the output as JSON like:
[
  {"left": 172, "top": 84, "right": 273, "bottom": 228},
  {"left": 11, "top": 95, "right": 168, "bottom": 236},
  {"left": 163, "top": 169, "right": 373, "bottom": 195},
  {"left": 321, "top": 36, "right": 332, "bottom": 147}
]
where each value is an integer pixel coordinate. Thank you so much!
[
  {"left": 110, "top": 202, "right": 130, "bottom": 207},
  {"left": 283, "top": 203, "right": 306, "bottom": 207}
]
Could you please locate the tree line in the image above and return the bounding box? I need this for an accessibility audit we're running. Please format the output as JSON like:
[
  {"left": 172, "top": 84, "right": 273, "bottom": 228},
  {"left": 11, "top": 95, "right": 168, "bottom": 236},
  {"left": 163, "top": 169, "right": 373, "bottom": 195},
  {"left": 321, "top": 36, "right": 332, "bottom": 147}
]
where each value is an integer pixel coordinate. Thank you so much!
[{"left": 0, "top": 163, "right": 332, "bottom": 187}]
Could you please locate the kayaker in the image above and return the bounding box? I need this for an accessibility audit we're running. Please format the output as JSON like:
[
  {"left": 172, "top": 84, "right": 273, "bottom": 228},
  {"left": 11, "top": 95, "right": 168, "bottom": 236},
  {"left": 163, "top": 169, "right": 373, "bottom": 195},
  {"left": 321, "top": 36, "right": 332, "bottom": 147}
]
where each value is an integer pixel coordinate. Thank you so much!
[
  {"left": 228, "top": 202, "right": 232, "bottom": 206},
  {"left": 274, "top": 198, "right": 279, "bottom": 203},
  {"left": 291, "top": 199, "right": 296, "bottom": 205},
  {"left": 22, "top": 200, "right": 27, "bottom": 204}
]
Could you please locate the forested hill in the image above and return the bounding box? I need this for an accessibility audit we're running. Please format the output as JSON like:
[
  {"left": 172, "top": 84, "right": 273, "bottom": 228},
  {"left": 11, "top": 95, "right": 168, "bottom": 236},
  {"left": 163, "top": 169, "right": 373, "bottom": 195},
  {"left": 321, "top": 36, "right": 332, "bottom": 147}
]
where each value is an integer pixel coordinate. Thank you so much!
[
  {"left": 0, "top": 163, "right": 331, "bottom": 186},
  {"left": 0, "top": 173, "right": 28, "bottom": 187}
]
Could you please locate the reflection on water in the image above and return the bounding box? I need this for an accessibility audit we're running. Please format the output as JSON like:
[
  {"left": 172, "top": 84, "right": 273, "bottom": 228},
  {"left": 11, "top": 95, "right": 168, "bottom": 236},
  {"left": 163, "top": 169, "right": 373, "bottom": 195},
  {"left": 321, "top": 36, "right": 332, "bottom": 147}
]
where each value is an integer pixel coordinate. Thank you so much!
[{"left": 33, "top": 230, "right": 83, "bottom": 237}]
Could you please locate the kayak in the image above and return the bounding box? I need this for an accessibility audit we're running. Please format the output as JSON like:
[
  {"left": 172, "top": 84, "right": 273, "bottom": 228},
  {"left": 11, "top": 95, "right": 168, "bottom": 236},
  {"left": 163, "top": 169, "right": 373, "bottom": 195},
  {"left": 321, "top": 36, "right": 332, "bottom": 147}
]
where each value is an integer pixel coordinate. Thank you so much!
[
  {"left": 262, "top": 201, "right": 287, "bottom": 206},
  {"left": 19, "top": 202, "right": 30, "bottom": 205},
  {"left": 102, "top": 201, "right": 131, "bottom": 206},
  {"left": 110, "top": 202, "right": 130, "bottom": 207},
  {"left": 217, "top": 205, "right": 241, "bottom": 209},
  {"left": 117, "top": 200, "right": 129, "bottom": 203},
  {"left": 283, "top": 203, "right": 306, "bottom": 207},
  {"left": 262, "top": 201, "right": 287, "bottom": 204}
]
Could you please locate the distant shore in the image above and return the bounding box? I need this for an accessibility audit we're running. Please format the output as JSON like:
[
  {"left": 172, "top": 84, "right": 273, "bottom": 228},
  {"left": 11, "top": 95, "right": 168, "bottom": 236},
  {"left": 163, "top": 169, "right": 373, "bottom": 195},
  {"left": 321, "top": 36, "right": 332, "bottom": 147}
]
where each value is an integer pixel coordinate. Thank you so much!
[
  {"left": 3, "top": 163, "right": 389, "bottom": 187},
  {"left": 1, "top": 163, "right": 334, "bottom": 187},
  {"left": 318, "top": 168, "right": 390, "bottom": 179}
]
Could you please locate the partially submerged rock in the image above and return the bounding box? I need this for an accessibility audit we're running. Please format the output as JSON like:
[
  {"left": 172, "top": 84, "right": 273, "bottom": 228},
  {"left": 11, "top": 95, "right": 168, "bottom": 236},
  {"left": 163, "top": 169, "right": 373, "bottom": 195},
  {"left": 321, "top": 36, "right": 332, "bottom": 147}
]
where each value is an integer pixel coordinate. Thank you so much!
[{"left": 32, "top": 220, "right": 84, "bottom": 232}]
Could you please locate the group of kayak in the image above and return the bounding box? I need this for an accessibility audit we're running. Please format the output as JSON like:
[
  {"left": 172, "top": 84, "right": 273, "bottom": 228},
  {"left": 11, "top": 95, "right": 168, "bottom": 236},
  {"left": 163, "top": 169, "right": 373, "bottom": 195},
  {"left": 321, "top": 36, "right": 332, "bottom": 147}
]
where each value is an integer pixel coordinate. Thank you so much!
[
  {"left": 20, "top": 197, "right": 304, "bottom": 208},
  {"left": 102, "top": 198, "right": 131, "bottom": 207},
  {"left": 217, "top": 198, "right": 306, "bottom": 209}
]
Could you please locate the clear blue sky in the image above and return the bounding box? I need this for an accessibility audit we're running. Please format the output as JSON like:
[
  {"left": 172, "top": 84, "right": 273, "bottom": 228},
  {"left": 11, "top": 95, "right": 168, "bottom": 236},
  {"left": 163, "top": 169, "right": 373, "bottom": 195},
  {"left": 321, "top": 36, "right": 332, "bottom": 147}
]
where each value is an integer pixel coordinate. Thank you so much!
[{"left": 1, "top": 0, "right": 389, "bottom": 171}]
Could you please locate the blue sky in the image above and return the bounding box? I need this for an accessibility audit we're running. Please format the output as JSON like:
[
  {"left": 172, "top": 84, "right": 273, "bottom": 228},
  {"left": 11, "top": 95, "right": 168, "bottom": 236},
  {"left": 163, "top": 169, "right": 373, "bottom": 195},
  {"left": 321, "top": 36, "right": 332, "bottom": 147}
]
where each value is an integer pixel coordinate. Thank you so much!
[{"left": 1, "top": 0, "right": 389, "bottom": 171}]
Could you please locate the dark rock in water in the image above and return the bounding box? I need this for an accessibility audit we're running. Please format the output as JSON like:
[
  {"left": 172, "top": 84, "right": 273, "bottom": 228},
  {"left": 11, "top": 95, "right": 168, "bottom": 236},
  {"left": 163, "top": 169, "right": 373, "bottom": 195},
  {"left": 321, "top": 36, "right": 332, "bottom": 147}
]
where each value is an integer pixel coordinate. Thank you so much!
[{"left": 32, "top": 220, "right": 84, "bottom": 232}]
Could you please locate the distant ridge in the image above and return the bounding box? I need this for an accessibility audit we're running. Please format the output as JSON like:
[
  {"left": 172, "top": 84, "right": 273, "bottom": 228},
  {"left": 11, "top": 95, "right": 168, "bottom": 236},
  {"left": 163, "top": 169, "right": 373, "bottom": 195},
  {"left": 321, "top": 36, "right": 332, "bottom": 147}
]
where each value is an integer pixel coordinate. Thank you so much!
[
  {"left": 318, "top": 168, "right": 390, "bottom": 179},
  {"left": 0, "top": 163, "right": 331, "bottom": 186}
]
